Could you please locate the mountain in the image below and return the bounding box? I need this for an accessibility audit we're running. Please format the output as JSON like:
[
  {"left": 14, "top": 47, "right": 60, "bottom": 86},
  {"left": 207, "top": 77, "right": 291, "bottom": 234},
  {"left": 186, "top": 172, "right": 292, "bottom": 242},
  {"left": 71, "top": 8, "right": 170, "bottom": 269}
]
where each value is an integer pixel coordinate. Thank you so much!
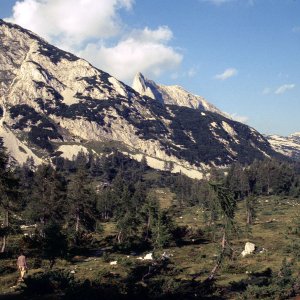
[
  {"left": 132, "top": 72, "right": 225, "bottom": 116},
  {"left": 266, "top": 133, "right": 300, "bottom": 161},
  {"left": 0, "top": 19, "right": 281, "bottom": 178}
]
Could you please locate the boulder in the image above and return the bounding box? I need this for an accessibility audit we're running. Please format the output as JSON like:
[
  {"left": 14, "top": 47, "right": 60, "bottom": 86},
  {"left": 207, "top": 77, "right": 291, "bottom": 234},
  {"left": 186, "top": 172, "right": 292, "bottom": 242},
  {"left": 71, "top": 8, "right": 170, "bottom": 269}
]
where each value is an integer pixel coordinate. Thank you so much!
[
  {"left": 241, "top": 242, "right": 256, "bottom": 257},
  {"left": 144, "top": 253, "right": 153, "bottom": 260}
]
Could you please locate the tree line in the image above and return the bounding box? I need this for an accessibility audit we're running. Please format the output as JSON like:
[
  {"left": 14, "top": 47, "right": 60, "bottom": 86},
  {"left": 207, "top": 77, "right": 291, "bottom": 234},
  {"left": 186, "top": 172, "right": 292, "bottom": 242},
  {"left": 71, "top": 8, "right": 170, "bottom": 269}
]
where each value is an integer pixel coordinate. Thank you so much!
[{"left": 0, "top": 138, "right": 299, "bottom": 265}]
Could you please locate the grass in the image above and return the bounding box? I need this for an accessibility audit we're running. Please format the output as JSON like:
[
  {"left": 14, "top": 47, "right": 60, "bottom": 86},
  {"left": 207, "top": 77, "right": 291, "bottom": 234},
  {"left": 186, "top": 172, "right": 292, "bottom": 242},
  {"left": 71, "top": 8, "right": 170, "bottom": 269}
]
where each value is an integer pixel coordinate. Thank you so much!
[{"left": 1, "top": 195, "right": 300, "bottom": 298}]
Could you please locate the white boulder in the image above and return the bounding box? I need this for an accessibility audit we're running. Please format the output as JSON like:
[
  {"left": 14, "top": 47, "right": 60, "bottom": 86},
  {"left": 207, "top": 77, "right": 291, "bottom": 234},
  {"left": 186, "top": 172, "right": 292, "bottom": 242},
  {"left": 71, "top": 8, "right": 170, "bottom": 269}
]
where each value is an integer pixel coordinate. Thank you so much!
[
  {"left": 143, "top": 253, "right": 153, "bottom": 260},
  {"left": 241, "top": 242, "right": 256, "bottom": 257}
]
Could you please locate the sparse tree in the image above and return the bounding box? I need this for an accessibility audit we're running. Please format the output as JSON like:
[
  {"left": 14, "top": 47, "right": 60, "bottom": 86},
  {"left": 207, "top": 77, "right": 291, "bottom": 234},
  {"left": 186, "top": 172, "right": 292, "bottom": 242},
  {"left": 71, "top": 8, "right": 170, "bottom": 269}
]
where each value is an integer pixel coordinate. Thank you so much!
[
  {"left": 245, "top": 195, "right": 257, "bottom": 225},
  {"left": 206, "top": 183, "right": 237, "bottom": 281}
]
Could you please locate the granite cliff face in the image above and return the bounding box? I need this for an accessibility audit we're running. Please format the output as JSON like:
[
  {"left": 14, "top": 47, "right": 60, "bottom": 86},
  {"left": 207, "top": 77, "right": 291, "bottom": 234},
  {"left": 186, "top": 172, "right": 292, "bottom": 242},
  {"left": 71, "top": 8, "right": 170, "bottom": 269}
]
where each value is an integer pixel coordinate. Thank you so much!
[{"left": 0, "top": 20, "right": 281, "bottom": 178}]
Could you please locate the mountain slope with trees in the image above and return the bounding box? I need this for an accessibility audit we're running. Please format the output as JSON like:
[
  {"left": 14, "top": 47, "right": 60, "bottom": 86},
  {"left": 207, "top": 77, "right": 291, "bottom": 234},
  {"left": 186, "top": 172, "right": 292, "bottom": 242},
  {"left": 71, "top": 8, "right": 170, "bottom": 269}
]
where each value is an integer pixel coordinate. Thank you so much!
[{"left": 0, "top": 19, "right": 283, "bottom": 179}]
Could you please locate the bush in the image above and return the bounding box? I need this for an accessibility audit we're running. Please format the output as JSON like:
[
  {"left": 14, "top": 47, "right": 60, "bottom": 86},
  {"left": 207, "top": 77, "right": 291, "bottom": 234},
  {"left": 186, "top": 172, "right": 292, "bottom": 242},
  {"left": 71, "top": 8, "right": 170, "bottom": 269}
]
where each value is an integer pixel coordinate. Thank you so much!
[{"left": 22, "top": 269, "right": 74, "bottom": 295}]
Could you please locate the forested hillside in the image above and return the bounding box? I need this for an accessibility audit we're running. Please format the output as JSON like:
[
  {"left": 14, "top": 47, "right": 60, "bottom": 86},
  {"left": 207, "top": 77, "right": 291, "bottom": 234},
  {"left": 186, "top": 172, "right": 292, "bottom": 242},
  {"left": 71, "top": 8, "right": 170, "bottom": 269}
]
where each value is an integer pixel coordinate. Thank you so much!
[{"left": 1, "top": 138, "right": 300, "bottom": 299}]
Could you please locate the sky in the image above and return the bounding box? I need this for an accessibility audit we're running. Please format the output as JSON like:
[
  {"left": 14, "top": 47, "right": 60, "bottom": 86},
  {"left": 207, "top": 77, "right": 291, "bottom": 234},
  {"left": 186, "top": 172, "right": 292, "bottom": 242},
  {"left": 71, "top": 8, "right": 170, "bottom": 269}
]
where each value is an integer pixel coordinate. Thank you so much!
[{"left": 0, "top": 0, "right": 299, "bottom": 136}]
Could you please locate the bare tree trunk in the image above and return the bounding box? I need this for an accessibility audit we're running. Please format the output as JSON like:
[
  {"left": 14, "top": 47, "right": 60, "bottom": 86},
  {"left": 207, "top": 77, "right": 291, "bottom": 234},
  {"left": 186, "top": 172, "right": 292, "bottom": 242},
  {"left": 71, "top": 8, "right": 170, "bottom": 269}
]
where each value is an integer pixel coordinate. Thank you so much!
[
  {"left": 117, "top": 230, "right": 122, "bottom": 244},
  {"left": 1, "top": 210, "right": 9, "bottom": 253},
  {"left": 247, "top": 210, "right": 252, "bottom": 225},
  {"left": 207, "top": 230, "right": 226, "bottom": 281},
  {"left": 75, "top": 213, "right": 80, "bottom": 233},
  {"left": 145, "top": 214, "right": 151, "bottom": 240}
]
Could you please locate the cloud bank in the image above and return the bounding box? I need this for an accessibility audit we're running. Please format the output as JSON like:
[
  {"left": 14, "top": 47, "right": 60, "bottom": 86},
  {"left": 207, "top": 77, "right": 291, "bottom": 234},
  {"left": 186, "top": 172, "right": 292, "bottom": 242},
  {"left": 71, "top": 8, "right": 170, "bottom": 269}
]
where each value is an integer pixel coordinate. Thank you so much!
[
  {"left": 215, "top": 68, "right": 238, "bottom": 80},
  {"left": 225, "top": 112, "right": 248, "bottom": 123},
  {"left": 202, "top": 0, "right": 234, "bottom": 5},
  {"left": 7, "top": 0, "right": 182, "bottom": 83},
  {"left": 275, "top": 84, "right": 295, "bottom": 95},
  {"left": 80, "top": 27, "right": 182, "bottom": 82}
]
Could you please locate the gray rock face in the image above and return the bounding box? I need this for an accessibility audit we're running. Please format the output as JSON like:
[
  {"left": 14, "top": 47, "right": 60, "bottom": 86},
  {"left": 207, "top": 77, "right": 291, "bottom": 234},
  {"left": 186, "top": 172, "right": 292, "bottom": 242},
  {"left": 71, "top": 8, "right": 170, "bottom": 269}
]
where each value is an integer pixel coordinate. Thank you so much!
[
  {"left": 266, "top": 133, "right": 300, "bottom": 161},
  {"left": 132, "top": 72, "right": 225, "bottom": 116},
  {"left": 0, "top": 19, "right": 281, "bottom": 178}
]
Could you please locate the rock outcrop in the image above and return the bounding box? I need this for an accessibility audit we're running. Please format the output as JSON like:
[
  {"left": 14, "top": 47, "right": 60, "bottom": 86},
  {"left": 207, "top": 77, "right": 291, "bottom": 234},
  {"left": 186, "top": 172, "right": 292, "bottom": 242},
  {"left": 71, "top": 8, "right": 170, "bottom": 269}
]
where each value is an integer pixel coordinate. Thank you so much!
[
  {"left": 132, "top": 72, "right": 225, "bottom": 115},
  {"left": 241, "top": 242, "right": 256, "bottom": 257},
  {"left": 266, "top": 133, "right": 300, "bottom": 161}
]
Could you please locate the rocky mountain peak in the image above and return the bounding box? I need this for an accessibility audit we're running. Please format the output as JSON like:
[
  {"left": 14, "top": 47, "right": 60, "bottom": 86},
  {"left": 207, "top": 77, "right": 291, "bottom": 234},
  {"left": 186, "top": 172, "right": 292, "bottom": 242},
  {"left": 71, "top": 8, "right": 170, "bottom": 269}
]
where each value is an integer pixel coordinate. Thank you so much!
[
  {"left": 0, "top": 20, "right": 283, "bottom": 178},
  {"left": 131, "top": 72, "right": 226, "bottom": 116},
  {"left": 291, "top": 132, "right": 300, "bottom": 138},
  {"left": 266, "top": 133, "right": 300, "bottom": 161},
  {"left": 132, "top": 72, "right": 164, "bottom": 103}
]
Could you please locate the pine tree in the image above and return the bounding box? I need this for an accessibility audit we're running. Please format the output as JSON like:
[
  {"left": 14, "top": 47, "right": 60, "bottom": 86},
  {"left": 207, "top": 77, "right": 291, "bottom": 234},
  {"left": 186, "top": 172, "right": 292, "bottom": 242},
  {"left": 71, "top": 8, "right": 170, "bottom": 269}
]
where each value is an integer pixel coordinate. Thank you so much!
[
  {"left": 96, "top": 188, "right": 114, "bottom": 220},
  {"left": 42, "top": 221, "right": 67, "bottom": 268},
  {"left": 27, "top": 164, "right": 66, "bottom": 236},
  {"left": 151, "top": 210, "right": 174, "bottom": 249},
  {"left": 66, "top": 166, "right": 97, "bottom": 239},
  {"left": 141, "top": 192, "right": 159, "bottom": 241},
  {"left": 116, "top": 212, "right": 140, "bottom": 244},
  {"left": 245, "top": 195, "right": 257, "bottom": 225},
  {"left": 207, "top": 183, "right": 237, "bottom": 280},
  {"left": 226, "top": 162, "right": 249, "bottom": 200},
  {"left": 0, "top": 139, "right": 19, "bottom": 252}
]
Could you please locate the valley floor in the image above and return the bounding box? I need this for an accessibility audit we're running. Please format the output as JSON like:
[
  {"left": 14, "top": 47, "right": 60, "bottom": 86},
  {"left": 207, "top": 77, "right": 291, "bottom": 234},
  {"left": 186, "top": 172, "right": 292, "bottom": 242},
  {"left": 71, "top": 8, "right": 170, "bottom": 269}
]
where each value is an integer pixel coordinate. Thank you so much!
[{"left": 1, "top": 195, "right": 300, "bottom": 299}]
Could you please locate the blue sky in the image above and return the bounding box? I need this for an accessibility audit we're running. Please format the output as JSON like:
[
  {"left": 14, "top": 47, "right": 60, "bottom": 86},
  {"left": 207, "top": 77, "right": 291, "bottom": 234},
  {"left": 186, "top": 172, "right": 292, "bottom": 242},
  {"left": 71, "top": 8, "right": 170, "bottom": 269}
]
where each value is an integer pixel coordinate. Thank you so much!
[{"left": 1, "top": 0, "right": 299, "bottom": 135}]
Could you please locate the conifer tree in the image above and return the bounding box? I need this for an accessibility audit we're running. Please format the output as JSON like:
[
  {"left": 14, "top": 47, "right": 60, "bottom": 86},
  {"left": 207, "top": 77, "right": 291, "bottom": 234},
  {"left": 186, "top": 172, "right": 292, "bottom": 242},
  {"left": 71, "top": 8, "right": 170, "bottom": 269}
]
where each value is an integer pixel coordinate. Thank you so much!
[
  {"left": 141, "top": 192, "right": 159, "bottom": 241},
  {"left": 0, "top": 139, "right": 19, "bottom": 252},
  {"left": 245, "top": 194, "right": 257, "bottom": 225},
  {"left": 207, "top": 183, "right": 237, "bottom": 280},
  {"left": 151, "top": 210, "right": 174, "bottom": 249},
  {"left": 66, "top": 165, "right": 97, "bottom": 239},
  {"left": 42, "top": 221, "right": 67, "bottom": 268},
  {"left": 96, "top": 188, "right": 114, "bottom": 220},
  {"left": 226, "top": 162, "right": 249, "bottom": 199},
  {"left": 27, "top": 164, "right": 66, "bottom": 236}
]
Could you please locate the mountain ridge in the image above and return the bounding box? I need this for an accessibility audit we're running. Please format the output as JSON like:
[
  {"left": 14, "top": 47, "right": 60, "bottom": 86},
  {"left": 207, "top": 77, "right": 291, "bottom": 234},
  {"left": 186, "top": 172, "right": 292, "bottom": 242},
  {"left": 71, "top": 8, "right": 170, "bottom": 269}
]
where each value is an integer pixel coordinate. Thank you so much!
[
  {"left": 0, "top": 19, "right": 283, "bottom": 178},
  {"left": 132, "top": 72, "right": 226, "bottom": 116},
  {"left": 266, "top": 133, "right": 300, "bottom": 161}
]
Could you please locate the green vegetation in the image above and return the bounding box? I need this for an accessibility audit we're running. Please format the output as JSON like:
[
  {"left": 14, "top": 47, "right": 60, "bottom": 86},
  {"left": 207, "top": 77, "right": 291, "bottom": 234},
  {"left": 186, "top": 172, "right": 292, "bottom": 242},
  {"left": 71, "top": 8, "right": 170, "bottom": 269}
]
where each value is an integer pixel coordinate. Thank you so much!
[{"left": 0, "top": 138, "right": 300, "bottom": 299}]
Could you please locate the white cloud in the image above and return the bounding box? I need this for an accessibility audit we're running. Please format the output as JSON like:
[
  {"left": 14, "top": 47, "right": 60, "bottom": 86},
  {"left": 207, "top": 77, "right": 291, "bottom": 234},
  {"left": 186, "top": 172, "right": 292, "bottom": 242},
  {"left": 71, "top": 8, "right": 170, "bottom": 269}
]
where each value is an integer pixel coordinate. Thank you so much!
[
  {"left": 215, "top": 68, "right": 238, "bottom": 80},
  {"left": 171, "top": 72, "right": 179, "bottom": 80},
  {"left": 262, "top": 87, "right": 271, "bottom": 95},
  {"left": 187, "top": 67, "right": 197, "bottom": 78},
  {"left": 202, "top": 0, "right": 255, "bottom": 5},
  {"left": 7, "top": 0, "right": 133, "bottom": 48},
  {"left": 225, "top": 112, "right": 248, "bottom": 123},
  {"left": 275, "top": 84, "right": 295, "bottom": 95},
  {"left": 7, "top": 0, "right": 183, "bottom": 83},
  {"left": 203, "top": 0, "right": 234, "bottom": 5},
  {"left": 292, "top": 26, "right": 300, "bottom": 33},
  {"left": 79, "top": 27, "right": 183, "bottom": 83},
  {"left": 169, "top": 67, "right": 197, "bottom": 81}
]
